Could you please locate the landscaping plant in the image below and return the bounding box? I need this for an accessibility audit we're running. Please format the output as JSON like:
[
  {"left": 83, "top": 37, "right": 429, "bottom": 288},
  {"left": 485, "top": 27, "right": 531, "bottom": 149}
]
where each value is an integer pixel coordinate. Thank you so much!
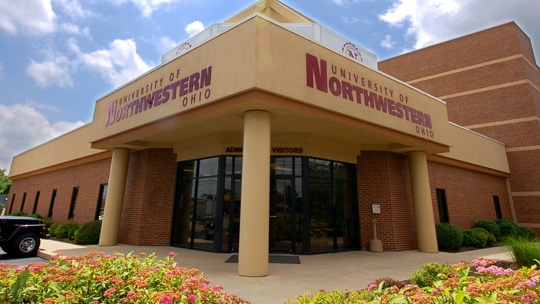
[
  {"left": 0, "top": 251, "right": 250, "bottom": 303},
  {"left": 435, "top": 222, "right": 463, "bottom": 251},
  {"left": 505, "top": 236, "right": 540, "bottom": 268},
  {"left": 74, "top": 220, "right": 102, "bottom": 245},
  {"left": 288, "top": 257, "right": 540, "bottom": 303},
  {"left": 474, "top": 219, "right": 501, "bottom": 238},
  {"left": 463, "top": 227, "right": 496, "bottom": 248}
]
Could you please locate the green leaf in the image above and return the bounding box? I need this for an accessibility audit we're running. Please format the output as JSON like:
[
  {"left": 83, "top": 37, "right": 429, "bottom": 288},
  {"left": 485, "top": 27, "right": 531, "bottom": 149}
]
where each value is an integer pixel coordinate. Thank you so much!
[{"left": 9, "top": 269, "right": 30, "bottom": 299}]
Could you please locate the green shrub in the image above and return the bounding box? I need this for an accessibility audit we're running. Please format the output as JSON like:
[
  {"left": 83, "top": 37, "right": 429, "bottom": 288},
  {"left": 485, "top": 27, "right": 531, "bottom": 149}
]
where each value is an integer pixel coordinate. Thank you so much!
[
  {"left": 68, "top": 224, "right": 80, "bottom": 240},
  {"left": 43, "top": 220, "right": 53, "bottom": 229},
  {"left": 463, "top": 227, "right": 496, "bottom": 248},
  {"left": 48, "top": 222, "right": 59, "bottom": 237},
  {"left": 410, "top": 262, "right": 454, "bottom": 288},
  {"left": 30, "top": 213, "right": 43, "bottom": 219},
  {"left": 505, "top": 236, "right": 540, "bottom": 267},
  {"left": 55, "top": 222, "right": 80, "bottom": 239},
  {"left": 496, "top": 219, "right": 519, "bottom": 238},
  {"left": 74, "top": 221, "right": 102, "bottom": 245},
  {"left": 474, "top": 219, "right": 500, "bottom": 238},
  {"left": 9, "top": 211, "right": 27, "bottom": 216},
  {"left": 435, "top": 223, "right": 463, "bottom": 250}
]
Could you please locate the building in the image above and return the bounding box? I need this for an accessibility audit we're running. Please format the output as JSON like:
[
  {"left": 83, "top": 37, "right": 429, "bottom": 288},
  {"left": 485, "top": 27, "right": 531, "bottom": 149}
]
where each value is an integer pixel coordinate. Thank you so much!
[{"left": 7, "top": 0, "right": 533, "bottom": 277}]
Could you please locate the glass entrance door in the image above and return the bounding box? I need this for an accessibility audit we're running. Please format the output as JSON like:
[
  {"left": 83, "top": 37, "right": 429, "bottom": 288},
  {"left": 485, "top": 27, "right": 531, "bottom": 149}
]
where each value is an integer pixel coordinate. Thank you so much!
[
  {"left": 270, "top": 156, "right": 304, "bottom": 253},
  {"left": 269, "top": 178, "right": 294, "bottom": 252}
]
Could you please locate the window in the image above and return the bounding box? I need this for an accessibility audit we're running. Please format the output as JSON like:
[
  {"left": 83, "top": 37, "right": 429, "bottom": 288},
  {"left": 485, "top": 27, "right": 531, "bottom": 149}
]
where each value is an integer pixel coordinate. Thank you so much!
[
  {"left": 32, "top": 191, "right": 40, "bottom": 215},
  {"left": 493, "top": 196, "right": 502, "bottom": 219},
  {"left": 8, "top": 193, "right": 15, "bottom": 214},
  {"left": 48, "top": 189, "right": 57, "bottom": 218},
  {"left": 68, "top": 187, "right": 79, "bottom": 219},
  {"left": 436, "top": 189, "right": 449, "bottom": 223},
  {"left": 95, "top": 184, "right": 108, "bottom": 221},
  {"left": 20, "top": 192, "right": 27, "bottom": 212}
]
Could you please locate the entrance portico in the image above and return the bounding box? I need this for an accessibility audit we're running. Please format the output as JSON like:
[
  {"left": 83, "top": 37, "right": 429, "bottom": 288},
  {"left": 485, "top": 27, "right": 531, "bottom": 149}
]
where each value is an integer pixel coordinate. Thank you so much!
[{"left": 89, "top": 1, "right": 450, "bottom": 276}]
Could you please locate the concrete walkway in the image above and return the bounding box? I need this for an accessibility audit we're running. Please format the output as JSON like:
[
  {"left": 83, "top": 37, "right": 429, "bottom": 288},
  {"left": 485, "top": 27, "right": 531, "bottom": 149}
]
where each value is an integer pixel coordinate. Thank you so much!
[{"left": 36, "top": 239, "right": 513, "bottom": 304}]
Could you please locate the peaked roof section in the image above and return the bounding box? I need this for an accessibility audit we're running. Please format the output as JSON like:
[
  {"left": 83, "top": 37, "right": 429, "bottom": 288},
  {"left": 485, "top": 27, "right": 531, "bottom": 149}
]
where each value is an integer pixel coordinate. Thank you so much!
[{"left": 224, "top": 0, "right": 314, "bottom": 23}]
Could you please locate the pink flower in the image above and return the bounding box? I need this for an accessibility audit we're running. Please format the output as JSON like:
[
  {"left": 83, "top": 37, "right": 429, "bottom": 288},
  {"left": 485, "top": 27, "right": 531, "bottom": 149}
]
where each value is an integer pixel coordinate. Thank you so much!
[
  {"left": 187, "top": 295, "right": 197, "bottom": 302},
  {"left": 367, "top": 283, "right": 377, "bottom": 291},
  {"left": 104, "top": 288, "right": 117, "bottom": 298},
  {"left": 159, "top": 296, "right": 173, "bottom": 304},
  {"left": 168, "top": 252, "right": 177, "bottom": 258},
  {"left": 126, "top": 291, "right": 137, "bottom": 298},
  {"left": 526, "top": 277, "right": 540, "bottom": 288}
]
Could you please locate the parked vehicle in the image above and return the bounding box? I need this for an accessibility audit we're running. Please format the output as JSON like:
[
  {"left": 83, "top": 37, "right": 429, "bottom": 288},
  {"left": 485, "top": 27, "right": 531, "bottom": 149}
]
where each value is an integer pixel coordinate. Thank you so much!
[{"left": 0, "top": 216, "right": 49, "bottom": 257}]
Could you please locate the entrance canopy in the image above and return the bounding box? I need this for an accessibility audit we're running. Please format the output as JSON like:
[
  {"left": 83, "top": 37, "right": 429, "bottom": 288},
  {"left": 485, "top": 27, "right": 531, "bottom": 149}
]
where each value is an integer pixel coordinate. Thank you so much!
[{"left": 89, "top": 13, "right": 451, "bottom": 164}]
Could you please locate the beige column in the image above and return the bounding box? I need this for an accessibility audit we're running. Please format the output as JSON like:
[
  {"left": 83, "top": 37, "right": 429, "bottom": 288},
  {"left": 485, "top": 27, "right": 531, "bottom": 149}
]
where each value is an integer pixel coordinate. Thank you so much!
[
  {"left": 238, "top": 110, "right": 271, "bottom": 277},
  {"left": 99, "top": 148, "right": 130, "bottom": 246},
  {"left": 408, "top": 151, "right": 438, "bottom": 253}
]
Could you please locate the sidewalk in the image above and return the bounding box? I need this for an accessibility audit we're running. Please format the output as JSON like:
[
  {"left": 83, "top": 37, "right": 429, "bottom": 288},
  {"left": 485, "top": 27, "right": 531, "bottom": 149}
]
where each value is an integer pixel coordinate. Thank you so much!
[{"left": 37, "top": 239, "right": 513, "bottom": 304}]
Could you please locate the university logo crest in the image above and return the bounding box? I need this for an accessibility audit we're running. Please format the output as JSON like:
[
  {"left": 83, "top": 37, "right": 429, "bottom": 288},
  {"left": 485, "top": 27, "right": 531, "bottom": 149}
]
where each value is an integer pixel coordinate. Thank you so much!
[
  {"left": 175, "top": 42, "right": 192, "bottom": 55},
  {"left": 342, "top": 42, "right": 363, "bottom": 62}
]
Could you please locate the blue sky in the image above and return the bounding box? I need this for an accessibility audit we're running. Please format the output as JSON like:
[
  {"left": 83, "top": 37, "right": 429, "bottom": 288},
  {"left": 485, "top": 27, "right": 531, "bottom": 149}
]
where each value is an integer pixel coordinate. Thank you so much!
[{"left": 0, "top": 0, "right": 538, "bottom": 173}]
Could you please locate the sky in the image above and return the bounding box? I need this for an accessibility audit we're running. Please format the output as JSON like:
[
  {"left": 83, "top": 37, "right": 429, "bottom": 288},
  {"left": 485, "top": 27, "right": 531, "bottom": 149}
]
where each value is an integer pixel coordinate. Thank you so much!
[{"left": 0, "top": 0, "right": 538, "bottom": 174}]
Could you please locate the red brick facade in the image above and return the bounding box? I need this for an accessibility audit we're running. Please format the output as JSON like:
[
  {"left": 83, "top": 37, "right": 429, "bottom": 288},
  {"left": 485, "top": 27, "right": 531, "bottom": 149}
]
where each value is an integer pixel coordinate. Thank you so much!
[
  {"left": 357, "top": 152, "right": 510, "bottom": 251},
  {"left": 8, "top": 157, "right": 111, "bottom": 223},
  {"left": 119, "top": 148, "right": 177, "bottom": 246},
  {"left": 380, "top": 22, "right": 540, "bottom": 234}
]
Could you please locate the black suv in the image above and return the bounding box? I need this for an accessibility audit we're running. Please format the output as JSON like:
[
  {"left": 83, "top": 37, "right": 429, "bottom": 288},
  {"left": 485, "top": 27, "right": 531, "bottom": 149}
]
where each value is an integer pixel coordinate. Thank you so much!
[{"left": 0, "top": 216, "right": 49, "bottom": 257}]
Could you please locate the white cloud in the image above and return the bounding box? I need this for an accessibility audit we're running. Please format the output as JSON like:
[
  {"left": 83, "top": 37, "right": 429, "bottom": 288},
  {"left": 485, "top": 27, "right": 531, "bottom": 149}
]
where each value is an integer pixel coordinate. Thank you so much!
[
  {"left": 26, "top": 55, "right": 74, "bottom": 88},
  {"left": 74, "top": 39, "right": 155, "bottom": 87},
  {"left": 379, "top": 0, "right": 540, "bottom": 60},
  {"left": 185, "top": 21, "right": 204, "bottom": 38},
  {"left": 111, "top": 0, "right": 181, "bottom": 17},
  {"left": 156, "top": 36, "right": 179, "bottom": 53},
  {"left": 381, "top": 35, "right": 395, "bottom": 49},
  {"left": 0, "top": 103, "right": 84, "bottom": 172},
  {"left": 0, "top": 63, "right": 4, "bottom": 80},
  {"left": 330, "top": 0, "right": 374, "bottom": 5},
  {"left": 53, "top": 0, "right": 92, "bottom": 19},
  {"left": 380, "top": 0, "right": 461, "bottom": 48},
  {"left": 59, "top": 23, "right": 90, "bottom": 36},
  {"left": 0, "top": 0, "right": 56, "bottom": 35}
]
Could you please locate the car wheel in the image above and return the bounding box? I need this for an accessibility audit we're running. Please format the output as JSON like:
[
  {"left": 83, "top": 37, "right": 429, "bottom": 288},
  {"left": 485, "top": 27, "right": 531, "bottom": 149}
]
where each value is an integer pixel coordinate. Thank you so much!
[{"left": 11, "top": 233, "right": 41, "bottom": 257}]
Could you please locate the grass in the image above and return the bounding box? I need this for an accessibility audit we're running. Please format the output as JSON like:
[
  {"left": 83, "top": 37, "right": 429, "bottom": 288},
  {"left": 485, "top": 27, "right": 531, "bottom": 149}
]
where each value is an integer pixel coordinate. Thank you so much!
[{"left": 505, "top": 236, "right": 540, "bottom": 267}]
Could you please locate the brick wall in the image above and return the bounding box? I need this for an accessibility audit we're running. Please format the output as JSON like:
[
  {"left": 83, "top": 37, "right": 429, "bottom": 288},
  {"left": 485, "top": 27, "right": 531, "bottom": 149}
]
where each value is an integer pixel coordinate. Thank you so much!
[
  {"left": 8, "top": 158, "right": 111, "bottom": 223},
  {"left": 428, "top": 162, "right": 511, "bottom": 229},
  {"left": 379, "top": 21, "right": 540, "bottom": 232},
  {"left": 378, "top": 22, "right": 527, "bottom": 82},
  {"left": 356, "top": 151, "right": 511, "bottom": 251},
  {"left": 8, "top": 148, "right": 177, "bottom": 246},
  {"left": 357, "top": 152, "right": 416, "bottom": 251},
  {"left": 118, "top": 148, "right": 177, "bottom": 246}
]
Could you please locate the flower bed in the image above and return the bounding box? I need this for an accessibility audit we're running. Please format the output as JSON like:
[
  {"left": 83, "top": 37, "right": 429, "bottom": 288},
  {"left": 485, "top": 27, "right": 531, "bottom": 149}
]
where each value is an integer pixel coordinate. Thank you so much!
[
  {"left": 288, "top": 257, "right": 540, "bottom": 303},
  {"left": 0, "top": 251, "right": 250, "bottom": 303}
]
